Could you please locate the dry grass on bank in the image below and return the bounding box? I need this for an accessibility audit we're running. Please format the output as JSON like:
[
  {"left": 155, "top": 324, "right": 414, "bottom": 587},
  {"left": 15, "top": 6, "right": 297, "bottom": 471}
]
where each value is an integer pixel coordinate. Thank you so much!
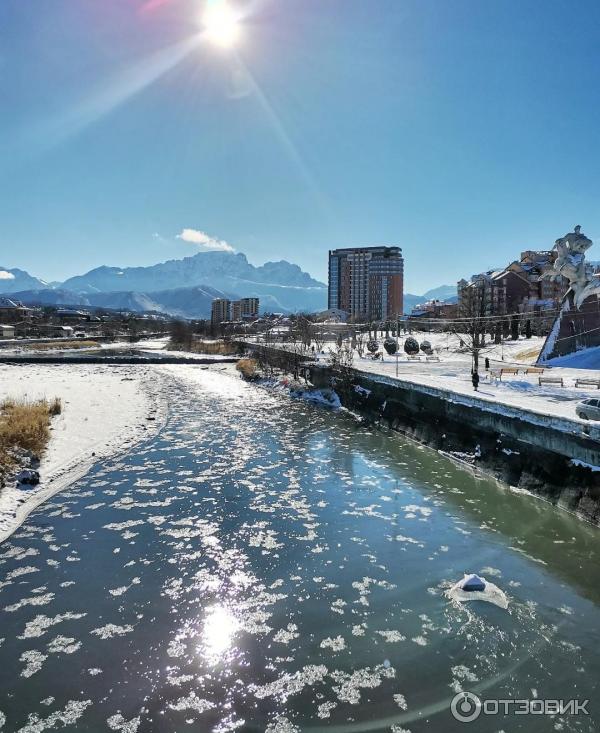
[
  {"left": 0, "top": 397, "right": 61, "bottom": 480},
  {"left": 236, "top": 358, "right": 260, "bottom": 380},
  {"left": 19, "top": 340, "right": 100, "bottom": 351},
  {"left": 514, "top": 345, "right": 542, "bottom": 362}
]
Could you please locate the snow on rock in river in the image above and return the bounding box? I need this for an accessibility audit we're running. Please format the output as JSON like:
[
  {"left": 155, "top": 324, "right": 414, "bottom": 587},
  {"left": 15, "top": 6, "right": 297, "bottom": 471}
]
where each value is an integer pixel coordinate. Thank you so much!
[{"left": 0, "top": 364, "right": 166, "bottom": 543}]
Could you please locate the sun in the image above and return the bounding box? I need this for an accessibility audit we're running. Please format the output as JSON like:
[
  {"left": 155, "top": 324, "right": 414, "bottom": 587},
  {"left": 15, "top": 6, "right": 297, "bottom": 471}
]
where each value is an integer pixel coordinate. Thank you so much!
[{"left": 202, "top": 2, "right": 241, "bottom": 48}]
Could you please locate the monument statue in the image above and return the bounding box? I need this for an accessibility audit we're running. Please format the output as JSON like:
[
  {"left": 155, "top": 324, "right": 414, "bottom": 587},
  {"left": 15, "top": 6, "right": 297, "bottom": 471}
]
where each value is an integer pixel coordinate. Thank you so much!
[
  {"left": 538, "top": 224, "right": 600, "bottom": 362},
  {"left": 543, "top": 225, "right": 600, "bottom": 308}
]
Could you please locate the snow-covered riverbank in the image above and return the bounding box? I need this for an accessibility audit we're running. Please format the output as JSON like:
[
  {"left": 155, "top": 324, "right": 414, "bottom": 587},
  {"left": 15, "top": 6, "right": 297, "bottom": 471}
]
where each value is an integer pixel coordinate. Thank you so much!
[{"left": 0, "top": 364, "right": 167, "bottom": 543}]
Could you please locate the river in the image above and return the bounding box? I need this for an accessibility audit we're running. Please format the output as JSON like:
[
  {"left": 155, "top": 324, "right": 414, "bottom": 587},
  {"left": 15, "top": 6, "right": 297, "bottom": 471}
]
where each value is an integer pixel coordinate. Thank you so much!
[{"left": 1, "top": 365, "right": 599, "bottom": 732}]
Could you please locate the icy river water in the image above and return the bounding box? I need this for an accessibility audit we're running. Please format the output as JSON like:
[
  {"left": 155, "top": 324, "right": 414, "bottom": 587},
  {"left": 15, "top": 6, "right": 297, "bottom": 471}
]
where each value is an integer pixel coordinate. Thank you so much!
[{"left": 1, "top": 366, "right": 600, "bottom": 732}]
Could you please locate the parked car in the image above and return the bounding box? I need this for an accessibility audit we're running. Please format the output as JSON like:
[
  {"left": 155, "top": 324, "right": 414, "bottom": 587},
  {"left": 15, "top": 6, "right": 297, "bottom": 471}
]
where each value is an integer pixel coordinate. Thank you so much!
[
  {"left": 576, "top": 398, "right": 600, "bottom": 421},
  {"left": 74, "top": 332, "right": 87, "bottom": 338}
]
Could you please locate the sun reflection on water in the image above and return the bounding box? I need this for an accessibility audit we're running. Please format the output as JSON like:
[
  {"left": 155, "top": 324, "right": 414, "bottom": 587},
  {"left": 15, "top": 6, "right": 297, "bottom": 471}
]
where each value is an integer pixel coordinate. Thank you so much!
[{"left": 200, "top": 605, "right": 240, "bottom": 664}]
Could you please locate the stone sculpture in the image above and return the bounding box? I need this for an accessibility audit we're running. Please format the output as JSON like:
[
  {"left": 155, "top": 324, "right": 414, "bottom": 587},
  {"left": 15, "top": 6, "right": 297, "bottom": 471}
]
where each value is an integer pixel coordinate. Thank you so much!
[{"left": 543, "top": 225, "right": 600, "bottom": 308}]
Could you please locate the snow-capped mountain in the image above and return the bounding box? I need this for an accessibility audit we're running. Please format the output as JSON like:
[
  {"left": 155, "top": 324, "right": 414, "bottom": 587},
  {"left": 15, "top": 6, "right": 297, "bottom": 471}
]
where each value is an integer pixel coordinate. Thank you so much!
[
  {"left": 61, "top": 251, "right": 324, "bottom": 295},
  {"left": 2, "top": 251, "right": 328, "bottom": 314},
  {"left": 12, "top": 283, "right": 326, "bottom": 319},
  {"left": 0, "top": 267, "right": 48, "bottom": 293},
  {"left": 403, "top": 285, "right": 457, "bottom": 312}
]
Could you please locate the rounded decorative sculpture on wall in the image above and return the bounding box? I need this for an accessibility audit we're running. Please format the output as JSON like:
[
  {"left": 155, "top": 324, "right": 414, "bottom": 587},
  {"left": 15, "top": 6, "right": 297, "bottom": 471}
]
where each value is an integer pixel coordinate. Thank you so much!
[
  {"left": 404, "top": 336, "right": 419, "bottom": 355},
  {"left": 420, "top": 340, "right": 433, "bottom": 355},
  {"left": 383, "top": 337, "right": 397, "bottom": 355},
  {"left": 366, "top": 340, "right": 379, "bottom": 353}
]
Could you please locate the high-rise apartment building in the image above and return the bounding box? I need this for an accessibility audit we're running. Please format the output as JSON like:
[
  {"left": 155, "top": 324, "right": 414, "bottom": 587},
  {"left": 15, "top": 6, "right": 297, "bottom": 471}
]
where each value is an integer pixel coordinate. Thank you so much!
[
  {"left": 231, "top": 297, "right": 260, "bottom": 321},
  {"left": 328, "top": 246, "right": 404, "bottom": 321},
  {"left": 212, "top": 297, "right": 259, "bottom": 324},
  {"left": 211, "top": 298, "right": 231, "bottom": 325}
]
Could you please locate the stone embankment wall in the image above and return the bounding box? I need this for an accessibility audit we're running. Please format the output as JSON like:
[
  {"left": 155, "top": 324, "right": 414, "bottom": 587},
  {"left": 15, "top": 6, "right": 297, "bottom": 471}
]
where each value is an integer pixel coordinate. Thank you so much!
[
  {"left": 324, "top": 366, "right": 600, "bottom": 524},
  {"left": 239, "top": 342, "right": 600, "bottom": 523},
  {"left": 539, "top": 294, "right": 600, "bottom": 361}
]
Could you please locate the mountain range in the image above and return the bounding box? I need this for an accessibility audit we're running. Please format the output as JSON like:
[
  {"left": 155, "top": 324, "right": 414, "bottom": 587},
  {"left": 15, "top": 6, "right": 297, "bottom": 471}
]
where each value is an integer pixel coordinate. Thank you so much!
[
  {"left": 0, "top": 252, "right": 455, "bottom": 318},
  {"left": 403, "top": 285, "right": 457, "bottom": 313}
]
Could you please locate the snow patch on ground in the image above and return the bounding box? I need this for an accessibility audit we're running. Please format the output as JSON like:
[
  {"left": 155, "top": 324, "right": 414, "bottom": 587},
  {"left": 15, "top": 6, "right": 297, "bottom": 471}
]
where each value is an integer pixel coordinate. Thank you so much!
[
  {"left": 545, "top": 344, "right": 600, "bottom": 369},
  {"left": 0, "top": 364, "right": 167, "bottom": 543},
  {"left": 571, "top": 458, "right": 600, "bottom": 472}
]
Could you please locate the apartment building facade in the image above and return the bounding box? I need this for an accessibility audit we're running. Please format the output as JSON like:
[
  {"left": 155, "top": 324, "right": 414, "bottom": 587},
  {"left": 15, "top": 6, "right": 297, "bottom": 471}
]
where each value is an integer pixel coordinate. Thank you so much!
[
  {"left": 328, "top": 246, "right": 404, "bottom": 322},
  {"left": 231, "top": 297, "right": 259, "bottom": 321},
  {"left": 211, "top": 298, "right": 231, "bottom": 325},
  {"left": 211, "top": 297, "right": 260, "bottom": 324},
  {"left": 458, "top": 250, "right": 569, "bottom": 320}
]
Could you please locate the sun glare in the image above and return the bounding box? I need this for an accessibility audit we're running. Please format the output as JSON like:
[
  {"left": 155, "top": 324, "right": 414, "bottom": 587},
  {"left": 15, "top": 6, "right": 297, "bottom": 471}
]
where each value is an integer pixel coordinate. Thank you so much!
[
  {"left": 200, "top": 605, "right": 240, "bottom": 663},
  {"left": 203, "top": 2, "right": 241, "bottom": 48}
]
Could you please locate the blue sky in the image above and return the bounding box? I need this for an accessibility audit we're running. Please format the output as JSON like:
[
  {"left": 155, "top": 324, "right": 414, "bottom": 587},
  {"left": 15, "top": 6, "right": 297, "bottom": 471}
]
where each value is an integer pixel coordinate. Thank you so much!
[{"left": 2, "top": 0, "right": 600, "bottom": 293}]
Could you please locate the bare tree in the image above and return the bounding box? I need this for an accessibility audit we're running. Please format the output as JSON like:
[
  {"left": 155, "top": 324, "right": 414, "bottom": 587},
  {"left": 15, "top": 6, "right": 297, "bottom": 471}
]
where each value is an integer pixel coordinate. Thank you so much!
[
  {"left": 312, "top": 324, "right": 326, "bottom": 353},
  {"left": 454, "top": 281, "right": 495, "bottom": 374},
  {"left": 327, "top": 342, "right": 355, "bottom": 394},
  {"left": 355, "top": 330, "right": 366, "bottom": 358},
  {"left": 294, "top": 315, "right": 313, "bottom": 351}
]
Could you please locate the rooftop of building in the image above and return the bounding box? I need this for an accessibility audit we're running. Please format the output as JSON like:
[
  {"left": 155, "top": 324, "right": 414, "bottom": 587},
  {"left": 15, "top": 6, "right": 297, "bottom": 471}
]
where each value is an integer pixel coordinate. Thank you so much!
[{"left": 329, "top": 246, "right": 403, "bottom": 256}]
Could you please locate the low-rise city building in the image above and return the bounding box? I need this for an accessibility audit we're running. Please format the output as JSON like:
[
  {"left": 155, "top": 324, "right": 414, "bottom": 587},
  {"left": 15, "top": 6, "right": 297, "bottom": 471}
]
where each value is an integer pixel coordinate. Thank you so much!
[
  {"left": 458, "top": 250, "right": 569, "bottom": 322},
  {"left": 409, "top": 299, "right": 458, "bottom": 320},
  {"left": 0, "top": 297, "right": 35, "bottom": 323}
]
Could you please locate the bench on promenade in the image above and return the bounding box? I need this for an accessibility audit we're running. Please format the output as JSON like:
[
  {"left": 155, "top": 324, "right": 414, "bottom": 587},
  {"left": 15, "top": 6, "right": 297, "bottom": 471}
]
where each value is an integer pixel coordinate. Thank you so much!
[
  {"left": 525, "top": 367, "right": 544, "bottom": 374},
  {"left": 407, "top": 355, "right": 422, "bottom": 361},
  {"left": 490, "top": 367, "right": 519, "bottom": 381},
  {"left": 426, "top": 356, "right": 440, "bottom": 362},
  {"left": 575, "top": 378, "right": 600, "bottom": 389},
  {"left": 539, "top": 376, "right": 564, "bottom": 387}
]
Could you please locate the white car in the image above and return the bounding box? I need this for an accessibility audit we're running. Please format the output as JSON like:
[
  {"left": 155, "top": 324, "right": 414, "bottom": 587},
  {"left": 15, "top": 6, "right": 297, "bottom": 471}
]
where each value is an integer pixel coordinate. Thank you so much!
[{"left": 576, "top": 398, "right": 600, "bottom": 421}]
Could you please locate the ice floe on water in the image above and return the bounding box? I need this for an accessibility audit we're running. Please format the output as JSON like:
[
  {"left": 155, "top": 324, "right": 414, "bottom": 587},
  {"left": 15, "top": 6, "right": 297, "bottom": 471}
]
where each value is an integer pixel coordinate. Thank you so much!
[
  {"left": 20, "top": 650, "right": 48, "bottom": 678},
  {"left": 376, "top": 629, "right": 406, "bottom": 643},
  {"left": 250, "top": 664, "right": 328, "bottom": 703},
  {"left": 265, "top": 716, "right": 300, "bottom": 733},
  {"left": 18, "top": 612, "right": 86, "bottom": 639},
  {"left": 393, "top": 692, "right": 408, "bottom": 710},
  {"left": 320, "top": 635, "right": 346, "bottom": 651},
  {"left": 90, "top": 623, "right": 134, "bottom": 639},
  {"left": 6, "top": 565, "right": 39, "bottom": 580},
  {"left": 5, "top": 591, "right": 54, "bottom": 613},
  {"left": 16, "top": 699, "right": 91, "bottom": 733},
  {"left": 1, "top": 366, "right": 599, "bottom": 731},
  {"left": 46, "top": 635, "right": 81, "bottom": 654},
  {"left": 168, "top": 693, "right": 215, "bottom": 715},
  {"left": 330, "top": 663, "right": 396, "bottom": 705},
  {"left": 273, "top": 624, "right": 299, "bottom": 644},
  {"left": 106, "top": 713, "right": 141, "bottom": 732},
  {"left": 446, "top": 574, "right": 509, "bottom": 610},
  {"left": 166, "top": 638, "right": 186, "bottom": 658}
]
